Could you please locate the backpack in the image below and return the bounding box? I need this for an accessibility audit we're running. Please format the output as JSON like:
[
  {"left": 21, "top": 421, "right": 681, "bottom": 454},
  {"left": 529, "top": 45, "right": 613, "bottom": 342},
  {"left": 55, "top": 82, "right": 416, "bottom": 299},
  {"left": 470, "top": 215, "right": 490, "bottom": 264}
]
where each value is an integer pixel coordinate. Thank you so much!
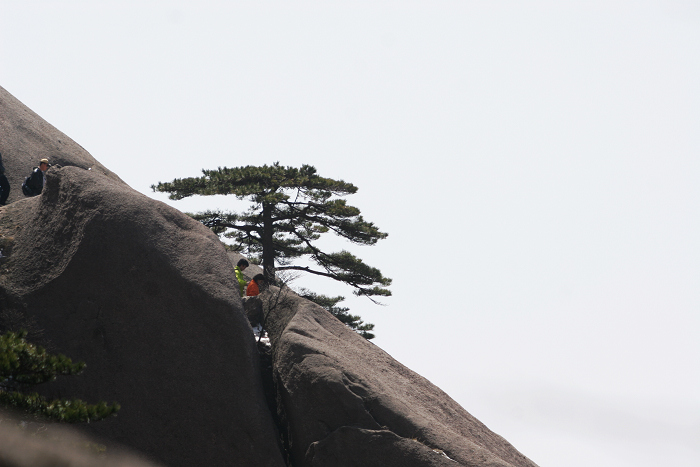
[{"left": 21, "top": 176, "right": 35, "bottom": 196}]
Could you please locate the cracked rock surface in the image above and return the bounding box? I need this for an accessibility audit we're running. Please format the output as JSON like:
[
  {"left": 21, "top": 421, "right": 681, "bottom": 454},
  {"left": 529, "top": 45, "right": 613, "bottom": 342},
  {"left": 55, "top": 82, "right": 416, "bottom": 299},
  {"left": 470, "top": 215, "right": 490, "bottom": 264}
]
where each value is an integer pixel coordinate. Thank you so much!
[{"left": 267, "top": 293, "right": 538, "bottom": 467}]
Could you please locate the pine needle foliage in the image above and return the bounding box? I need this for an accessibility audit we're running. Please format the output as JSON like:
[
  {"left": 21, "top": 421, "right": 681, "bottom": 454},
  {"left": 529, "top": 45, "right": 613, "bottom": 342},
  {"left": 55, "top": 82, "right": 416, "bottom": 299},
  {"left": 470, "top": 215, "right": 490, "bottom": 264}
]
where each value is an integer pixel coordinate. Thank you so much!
[
  {"left": 153, "top": 163, "right": 391, "bottom": 299},
  {"left": 0, "top": 330, "right": 120, "bottom": 422},
  {"left": 298, "top": 289, "right": 375, "bottom": 340}
]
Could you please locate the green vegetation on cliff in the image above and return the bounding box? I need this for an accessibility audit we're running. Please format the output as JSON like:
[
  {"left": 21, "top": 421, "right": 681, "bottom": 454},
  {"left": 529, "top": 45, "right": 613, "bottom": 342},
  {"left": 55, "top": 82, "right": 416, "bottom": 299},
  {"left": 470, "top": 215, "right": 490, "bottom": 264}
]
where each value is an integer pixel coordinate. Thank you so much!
[
  {"left": 0, "top": 330, "right": 120, "bottom": 422},
  {"left": 153, "top": 163, "right": 391, "bottom": 300}
]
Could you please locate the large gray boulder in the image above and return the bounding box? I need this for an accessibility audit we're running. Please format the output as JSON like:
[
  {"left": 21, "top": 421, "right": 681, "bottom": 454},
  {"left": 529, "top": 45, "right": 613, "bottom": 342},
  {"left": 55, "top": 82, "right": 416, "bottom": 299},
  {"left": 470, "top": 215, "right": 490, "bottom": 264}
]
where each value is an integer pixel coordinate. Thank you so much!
[
  {"left": 265, "top": 292, "right": 538, "bottom": 467},
  {"left": 0, "top": 83, "right": 285, "bottom": 466},
  {"left": 0, "top": 166, "right": 285, "bottom": 467}
]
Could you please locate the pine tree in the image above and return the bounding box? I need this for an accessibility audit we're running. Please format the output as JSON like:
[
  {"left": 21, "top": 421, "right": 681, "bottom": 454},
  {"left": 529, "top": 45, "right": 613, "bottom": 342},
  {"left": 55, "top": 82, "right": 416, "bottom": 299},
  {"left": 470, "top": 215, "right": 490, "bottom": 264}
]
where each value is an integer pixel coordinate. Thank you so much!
[
  {"left": 297, "top": 289, "right": 375, "bottom": 340},
  {"left": 153, "top": 163, "right": 391, "bottom": 300},
  {"left": 0, "top": 330, "right": 120, "bottom": 422}
]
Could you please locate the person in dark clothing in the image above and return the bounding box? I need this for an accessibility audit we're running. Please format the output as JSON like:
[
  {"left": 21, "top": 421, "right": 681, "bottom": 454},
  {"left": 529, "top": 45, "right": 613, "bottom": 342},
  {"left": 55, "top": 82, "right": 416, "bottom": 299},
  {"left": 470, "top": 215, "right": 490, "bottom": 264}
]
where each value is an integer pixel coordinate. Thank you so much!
[
  {"left": 22, "top": 158, "right": 49, "bottom": 197},
  {"left": 0, "top": 153, "right": 9, "bottom": 205}
]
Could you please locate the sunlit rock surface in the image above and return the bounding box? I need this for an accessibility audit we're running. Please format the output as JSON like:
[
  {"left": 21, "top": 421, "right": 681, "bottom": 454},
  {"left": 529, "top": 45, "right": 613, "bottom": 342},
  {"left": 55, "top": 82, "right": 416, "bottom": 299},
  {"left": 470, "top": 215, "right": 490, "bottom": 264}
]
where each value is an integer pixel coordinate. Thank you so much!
[{"left": 265, "top": 292, "right": 538, "bottom": 467}]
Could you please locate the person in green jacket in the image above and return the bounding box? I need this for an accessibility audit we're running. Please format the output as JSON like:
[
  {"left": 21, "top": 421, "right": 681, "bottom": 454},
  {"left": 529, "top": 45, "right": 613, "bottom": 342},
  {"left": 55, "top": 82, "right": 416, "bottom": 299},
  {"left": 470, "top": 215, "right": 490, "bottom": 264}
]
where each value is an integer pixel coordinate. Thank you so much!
[{"left": 234, "top": 258, "right": 249, "bottom": 297}]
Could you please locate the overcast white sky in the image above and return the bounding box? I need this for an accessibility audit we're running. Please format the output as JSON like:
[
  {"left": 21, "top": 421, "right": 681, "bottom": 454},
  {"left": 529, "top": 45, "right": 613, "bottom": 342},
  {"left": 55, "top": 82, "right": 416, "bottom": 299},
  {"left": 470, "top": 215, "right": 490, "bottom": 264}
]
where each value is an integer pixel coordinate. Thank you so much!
[{"left": 2, "top": 2, "right": 699, "bottom": 466}]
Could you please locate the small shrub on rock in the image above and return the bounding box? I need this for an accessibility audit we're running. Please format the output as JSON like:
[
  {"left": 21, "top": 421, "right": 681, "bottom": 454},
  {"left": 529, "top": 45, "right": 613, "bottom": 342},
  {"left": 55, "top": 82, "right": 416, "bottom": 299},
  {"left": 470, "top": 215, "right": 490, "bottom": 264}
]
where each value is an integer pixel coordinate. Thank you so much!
[{"left": 0, "top": 330, "right": 120, "bottom": 422}]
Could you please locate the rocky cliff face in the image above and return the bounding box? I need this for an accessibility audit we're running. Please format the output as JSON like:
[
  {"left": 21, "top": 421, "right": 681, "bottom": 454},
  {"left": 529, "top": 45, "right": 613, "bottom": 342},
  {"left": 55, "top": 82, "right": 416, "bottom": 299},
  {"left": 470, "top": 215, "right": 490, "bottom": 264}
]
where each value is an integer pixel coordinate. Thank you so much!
[
  {"left": 0, "top": 85, "right": 538, "bottom": 467},
  {"left": 263, "top": 291, "right": 537, "bottom": 467},
  {"left": 0, "top": 86, "right": 285, "bottom": 467}
]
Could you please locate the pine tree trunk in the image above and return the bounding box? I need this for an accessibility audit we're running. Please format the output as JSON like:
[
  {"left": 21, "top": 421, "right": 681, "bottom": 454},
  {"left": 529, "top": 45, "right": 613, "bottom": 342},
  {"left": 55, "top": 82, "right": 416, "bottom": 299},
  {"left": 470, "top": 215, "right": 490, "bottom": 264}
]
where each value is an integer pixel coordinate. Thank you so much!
[{"left": 261, "top": 202, "right": 276, "bottom": 284}]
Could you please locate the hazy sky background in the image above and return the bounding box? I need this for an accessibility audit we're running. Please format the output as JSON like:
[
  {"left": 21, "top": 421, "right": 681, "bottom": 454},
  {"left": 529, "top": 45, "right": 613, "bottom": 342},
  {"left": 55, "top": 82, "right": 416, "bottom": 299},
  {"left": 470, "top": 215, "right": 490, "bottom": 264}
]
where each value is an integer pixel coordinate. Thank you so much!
[{"left": 2, "top": 1, "right": 699, "bottom": 466}]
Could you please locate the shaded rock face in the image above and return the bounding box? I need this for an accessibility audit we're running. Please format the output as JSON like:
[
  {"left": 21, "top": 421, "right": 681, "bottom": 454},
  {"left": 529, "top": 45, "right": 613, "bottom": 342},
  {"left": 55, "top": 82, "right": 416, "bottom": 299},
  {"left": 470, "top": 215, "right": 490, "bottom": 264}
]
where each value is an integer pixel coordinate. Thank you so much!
[
  {"left": 0, "top": 410, "right": 163, "bottom": 467},
  {"left": 243, "top": 296, "right": 265, "bottom": 328},
  {"left": 0, "top": 85, "right": 123, "bottom": 206},
  {"left": 0, "top": 167, "right": 285, "bottom": 467},
  {"left": 0, "top": 87, "right": 284, "bottom": 467},
  {"left": 265, "top": 292, "right": 538, "bottom": 467}
]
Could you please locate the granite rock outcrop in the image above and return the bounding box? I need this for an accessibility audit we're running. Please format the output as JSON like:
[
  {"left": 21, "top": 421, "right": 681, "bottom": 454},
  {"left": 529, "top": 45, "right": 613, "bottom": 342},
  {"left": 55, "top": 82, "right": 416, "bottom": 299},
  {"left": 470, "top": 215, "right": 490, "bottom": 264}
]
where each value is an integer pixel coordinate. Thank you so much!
[
  {"left": 0, "top": 85, "right": 538, "bottom": 467},
  {"left": 264, "top": 291, "right": 538, "bottom": 467},
  {"left": 0, "top": 86, "right": 284, "bottom": 467}
]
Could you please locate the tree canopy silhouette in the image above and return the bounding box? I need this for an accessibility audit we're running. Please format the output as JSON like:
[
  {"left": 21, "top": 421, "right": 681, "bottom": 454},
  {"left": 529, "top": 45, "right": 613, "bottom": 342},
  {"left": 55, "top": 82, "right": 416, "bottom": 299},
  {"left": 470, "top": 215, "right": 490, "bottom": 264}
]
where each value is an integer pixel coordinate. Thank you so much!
[{"left": 153, "top": 163, "right": 391, "bottom": 299}]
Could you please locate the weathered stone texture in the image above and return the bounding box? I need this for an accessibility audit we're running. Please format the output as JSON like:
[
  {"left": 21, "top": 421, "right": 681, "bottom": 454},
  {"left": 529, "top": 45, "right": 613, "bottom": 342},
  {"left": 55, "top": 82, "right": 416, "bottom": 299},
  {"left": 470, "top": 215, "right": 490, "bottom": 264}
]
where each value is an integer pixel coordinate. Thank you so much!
[
  {"left": 0, "top": 84, "right": 540, "bottom": 467},
  {"left": 0, "top": 85, "right": 285, "bottom": 467},
  {"left": 266, "top": 293, "right": 538, "bottom": 467}
]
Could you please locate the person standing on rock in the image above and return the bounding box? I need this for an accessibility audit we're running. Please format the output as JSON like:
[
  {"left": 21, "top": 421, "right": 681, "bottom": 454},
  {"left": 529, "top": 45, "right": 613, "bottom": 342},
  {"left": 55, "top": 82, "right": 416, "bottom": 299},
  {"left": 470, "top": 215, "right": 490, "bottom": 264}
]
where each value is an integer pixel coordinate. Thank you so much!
[
  {"left": 234, "top": 258, "right": 249, "bottom": 297},
  {"left": 0, "top": 153, "right": 10, "bottom": 206},
  {"left": 246, "top": 274, "right": 266, "bottom": 297},
  {"left": 22, "top": 158, "right": 50, "bottom": 197}
]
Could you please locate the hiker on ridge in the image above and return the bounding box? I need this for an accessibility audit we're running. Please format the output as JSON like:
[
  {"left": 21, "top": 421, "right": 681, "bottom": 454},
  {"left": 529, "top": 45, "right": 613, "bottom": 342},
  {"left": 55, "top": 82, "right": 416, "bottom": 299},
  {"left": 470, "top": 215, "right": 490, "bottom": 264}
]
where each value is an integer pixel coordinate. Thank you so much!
[
  {"left": 22, "top": 158, "right": 50, "bottom": 197},
  {"left": 234, "top": 258, "right": 249, "bottom": 297},
  {"left": 0, "top": 153, "right": 10, "bottom": 206}
]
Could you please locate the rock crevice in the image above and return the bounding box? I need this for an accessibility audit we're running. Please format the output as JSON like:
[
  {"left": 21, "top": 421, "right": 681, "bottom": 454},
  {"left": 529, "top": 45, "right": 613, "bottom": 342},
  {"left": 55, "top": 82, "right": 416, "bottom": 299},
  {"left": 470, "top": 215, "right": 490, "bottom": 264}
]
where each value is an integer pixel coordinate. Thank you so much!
[{"left": 0, "top": 85, "right": 539, "bottom": 467}]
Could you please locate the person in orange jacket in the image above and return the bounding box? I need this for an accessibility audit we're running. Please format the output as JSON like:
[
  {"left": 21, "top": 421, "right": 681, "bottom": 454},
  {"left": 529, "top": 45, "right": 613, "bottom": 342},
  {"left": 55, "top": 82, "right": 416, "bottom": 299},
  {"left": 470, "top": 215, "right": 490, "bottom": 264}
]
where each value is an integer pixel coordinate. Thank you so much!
[{"left": 246, "top": 274, "right": 266, "bottom": 296}]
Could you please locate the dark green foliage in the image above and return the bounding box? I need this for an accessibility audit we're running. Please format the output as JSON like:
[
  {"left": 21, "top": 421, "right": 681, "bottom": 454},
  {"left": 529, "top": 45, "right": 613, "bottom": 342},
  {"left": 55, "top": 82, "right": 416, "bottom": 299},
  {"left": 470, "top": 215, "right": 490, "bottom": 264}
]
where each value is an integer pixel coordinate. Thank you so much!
[
  {"left": 0, "top": 330, "right": 120, "bottom": 422},
  {"left": 153, "top": 163, "right": 391, "bottom": 299},
  {"left": 298, "top": 289, "right": 375, "bottom": 340}
]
